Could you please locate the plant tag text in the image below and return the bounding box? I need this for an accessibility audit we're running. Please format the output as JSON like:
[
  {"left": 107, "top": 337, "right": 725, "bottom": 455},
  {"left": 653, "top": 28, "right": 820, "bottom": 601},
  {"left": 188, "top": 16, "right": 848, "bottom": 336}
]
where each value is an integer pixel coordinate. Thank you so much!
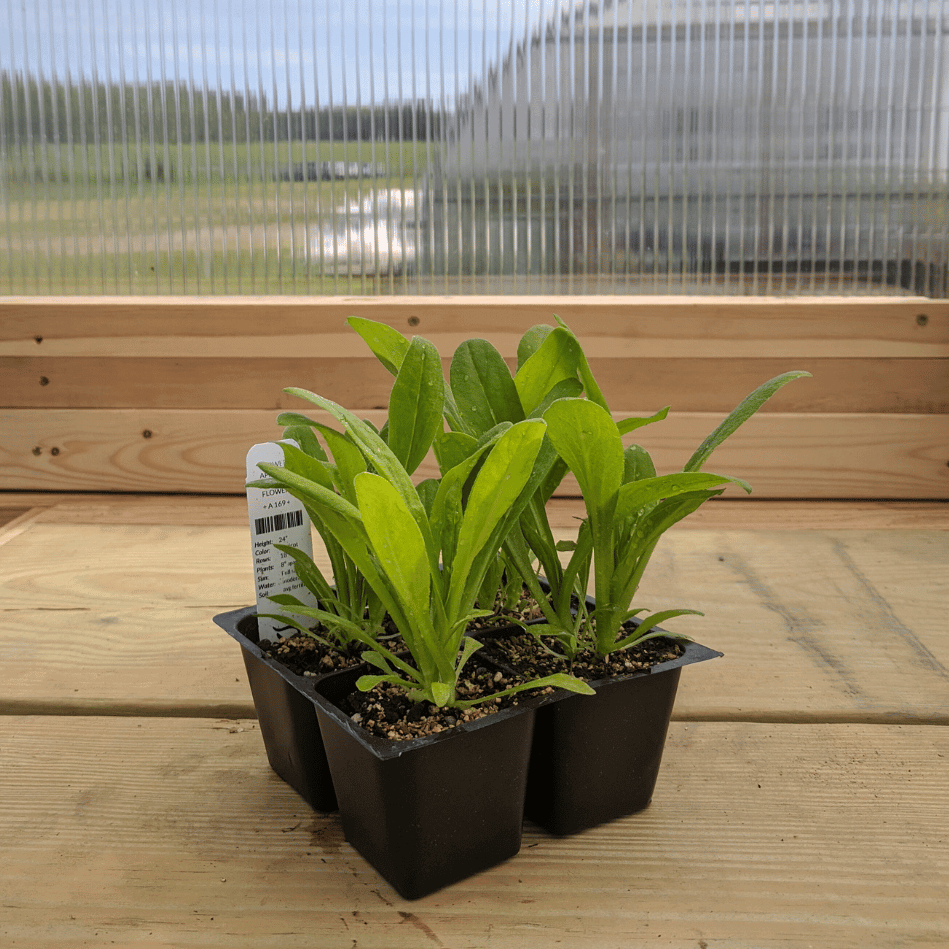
[{"left": 246, "top": 441, "right": 318, "bottom": 639}]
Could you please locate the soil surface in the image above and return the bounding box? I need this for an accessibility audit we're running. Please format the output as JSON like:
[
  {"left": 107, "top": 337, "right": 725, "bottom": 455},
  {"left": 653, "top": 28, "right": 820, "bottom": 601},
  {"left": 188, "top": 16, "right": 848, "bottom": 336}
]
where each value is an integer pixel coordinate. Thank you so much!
[
  {"left": 258, "top": 594, "right": 685, "bottom": 743},
  {"left": 258, "top": 632, "right": 369, "bottom": 677},
  {"left": 257, "top": 588, "right": 534, "bottom": 679},
  {"left": 466, "top": 588, "right": 547, "bottom": 632},
  {"left": 339, "top": 663, "right": 553, "bottom": 742},
  {"left": 480, "top": 629, "right": 685, "bottom": 683}
]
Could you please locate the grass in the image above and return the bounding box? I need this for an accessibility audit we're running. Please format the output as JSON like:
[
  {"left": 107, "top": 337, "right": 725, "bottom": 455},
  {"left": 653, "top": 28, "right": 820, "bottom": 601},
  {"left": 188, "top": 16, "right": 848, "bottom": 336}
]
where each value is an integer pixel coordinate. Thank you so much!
[
  {"left": 1, "top": 139, "right": 944, "bottom": 296},
  {"left": 1, "top": 139, "right": 432, "bottom": 294}
]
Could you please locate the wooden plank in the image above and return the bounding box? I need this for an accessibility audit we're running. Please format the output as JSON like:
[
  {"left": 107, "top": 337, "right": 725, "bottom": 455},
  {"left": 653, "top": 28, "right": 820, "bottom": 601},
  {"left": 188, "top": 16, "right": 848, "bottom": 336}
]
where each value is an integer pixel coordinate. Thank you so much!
[
  {"left": 636, "top": 528, "right": 949, "bottom": 718},
  {"left": 544, "top": 498, "right": 949, "bottom": 530},
  {"left": 3, "top": 408, "right": 948, "bottom": 497},
  {"left": 0, "top": 506, "right": 50, "bottom": 549},
  {"left": 5, "top": 354, "right": 946, "bottom": 413},
  {"left": 2, "top": 295, "right": 947, "bottom": 357},
  {"left": 0, "top": 493, "right": 942, "bottom": 530},
  {"left": 0, "top": 522, "right": 256, "bottom": 611},
  {"left": 0, "top": 521, "right": 256, "bottom": 713},
  {"left": 1, "top": 717, "right": 945, "bottom": 947},
  {"left": 1, "top": 521, "right": 946, "bottom": 717},
  {"left": 29, "top": 494, "right": 256, "bottom": 526},
  {"left": 0, "top": 507, "right": 29, "bottom": 528}
]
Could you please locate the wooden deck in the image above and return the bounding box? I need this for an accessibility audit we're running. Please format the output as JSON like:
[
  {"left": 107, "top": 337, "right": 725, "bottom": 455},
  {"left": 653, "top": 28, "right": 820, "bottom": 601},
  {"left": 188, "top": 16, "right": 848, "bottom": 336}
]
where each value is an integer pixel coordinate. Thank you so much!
[{"left": 1, "top": 494, "right": 947, "bottom": 948}]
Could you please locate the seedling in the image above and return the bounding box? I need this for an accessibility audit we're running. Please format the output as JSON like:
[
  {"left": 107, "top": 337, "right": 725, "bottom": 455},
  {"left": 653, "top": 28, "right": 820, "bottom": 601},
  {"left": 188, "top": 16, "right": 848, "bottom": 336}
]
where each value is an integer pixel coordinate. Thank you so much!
[{"left": 250, "top": 343, "right": 594, "bottom": 708}]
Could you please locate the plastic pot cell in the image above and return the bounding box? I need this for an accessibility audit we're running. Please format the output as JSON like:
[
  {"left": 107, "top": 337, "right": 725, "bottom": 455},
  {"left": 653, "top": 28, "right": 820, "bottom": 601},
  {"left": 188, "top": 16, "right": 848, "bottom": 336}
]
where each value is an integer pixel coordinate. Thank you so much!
[
  {"left": 312, "top": 667, "right": 539, "bottom": 900},
  {"left": 524, "top": 639, "right": 722, "bottom": 836},
  {"left": 213, "top": 606, "right": 338, "bottom": 812}
]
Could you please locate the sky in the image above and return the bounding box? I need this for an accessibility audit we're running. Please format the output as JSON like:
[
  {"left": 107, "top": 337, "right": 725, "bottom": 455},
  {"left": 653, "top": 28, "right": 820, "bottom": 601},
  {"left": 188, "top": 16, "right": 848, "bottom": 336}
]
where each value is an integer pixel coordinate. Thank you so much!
[{"left": 3, "top": 0, "right": 551, "bottom": 108}]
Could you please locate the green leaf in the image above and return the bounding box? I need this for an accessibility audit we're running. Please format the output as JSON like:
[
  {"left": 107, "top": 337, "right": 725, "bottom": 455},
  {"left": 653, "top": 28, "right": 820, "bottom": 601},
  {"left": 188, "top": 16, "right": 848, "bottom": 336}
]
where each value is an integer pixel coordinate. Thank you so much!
[
  {"left": 516, "top": 324, "right": 554, "bottom": 370},
  {"left": 284, "top": 388, "right": 436, "bottom": 561},
  {"left": 450, "top": 338, "right": 525, "bottom": 433},
  {"left": 346, "top": 316, "right": 410, "bottom": 375},
  {"left": 552, "top": 315, "right": 610, "bottom": 411},
  {"left": 416, "top": 478, "right": 440, "bottom": 516},
  {"left": 388, "top": 336, "right": 446, "bottom": 474},
  {"left": 345, "top": 317, "right": 467, "bottom": 434},
  {"left": 277, "top": 440, "right": 335, "bottom": 492},
  {"left": 684, "top": 371, "right": 811, "bottom": 472},
  {"left": 616, "top": 406, "right": 669, "bottom": 436},
  {"left": 622, "top": 444, "right": 657, "bottom": 484},
  {"left": 514, "top": 327, "right": 584, "bottom": 416},
  {"left": 430, "top": 681, "right": 454, "bottom": 707},
  {"left": 255, "top": 461, "right": 363, "bottom": 524},
  {"left": 455, "top": 637, "right": 484, "bottom": 679},
  {"left": 354, "top": 473, "right": 431, "bottom": 627},
  {"left": 430, "top": 436, "right": 498, "bottom": 574},
  {"left": 543, "top": 397, "right": 626, "bottom": 642},
  {"left": 433, "top": 431, "right": 478, "bottom": 475},
  {"left": 306, "top": 424, "right": 367, "bottom": 502},
  {"left": 447, "top": 419, "right": 547, "bottom": 618},
  {"left": 362, "top": 651, "right": 393, "bottom": 673},
  {"left": 254, "top": 613, "right": 335, "bottom": 646},
  {"left": 281, "top": 424, "right": 328, "bottom": 461},
  {"left": 260, "top": 603, "right": 369, "bottom": 643},
  {"left": 356, "top": 673, "right": 416, "bottom": 693},
  {"left": 478, "top": 552, "right": 505, "bottom": 608},
  {"left": 614, "top": 472, "right": 751, "bottom": 522},
  {"left": 525, "top": 376, "right": 584, "bottom": 420},
  {"left": 272, "top": 543, "right": 335, "bottom": 604},
  {"left": 300, "top": 497, "right": 418, "bottom": 646},
  {"left": 609, "top": 490, "right": 724, "bottom": 626},
  {"left": 453, "top": 672, "right": 595, "bottom": 709},
  {"left": 544, "top": 398, "right": 624, "bottom": 526},
  {"left": 614, "top": 609, "right": 704, "bottom": 650}
]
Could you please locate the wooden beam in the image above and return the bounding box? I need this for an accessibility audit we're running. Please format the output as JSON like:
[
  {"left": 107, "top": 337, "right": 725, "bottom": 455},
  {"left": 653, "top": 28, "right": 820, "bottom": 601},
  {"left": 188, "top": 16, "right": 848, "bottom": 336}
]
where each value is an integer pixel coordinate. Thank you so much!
[
  {"left": 2, "top": 295, "right": 947, "bottom": 358},
  {"left": 1, "top": 516, "right": 946, "bottom": 716},
  {"left": 1, "top": 717, "right": 946, "bottom": 945},
  {"left": 2, "top": 408, "right": 947, "bottom": 497},
  {"left": 4, "top": 354, "right": 945, "bottom": 413},
  {"left": 0, "top": 494, "right": 944, "bottom": 530}
]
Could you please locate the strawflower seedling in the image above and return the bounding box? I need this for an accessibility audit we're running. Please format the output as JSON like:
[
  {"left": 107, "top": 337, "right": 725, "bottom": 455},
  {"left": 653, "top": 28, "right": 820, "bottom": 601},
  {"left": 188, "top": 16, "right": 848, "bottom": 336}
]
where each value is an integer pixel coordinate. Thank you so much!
[
  {"left": 347, "top": 314, "right": 809, "bottom": 660},
  {"left": 531, "top": 367, "right": 812, "bottom": 658},
  {"left": 253, "top": 422, "right": 387, "bottom": 647},
  {"left": 249, "top": 340, "right": 594, "bottom": 709},
  {"left": 346, "top": 315, "right": 674, "bottom": 648}
]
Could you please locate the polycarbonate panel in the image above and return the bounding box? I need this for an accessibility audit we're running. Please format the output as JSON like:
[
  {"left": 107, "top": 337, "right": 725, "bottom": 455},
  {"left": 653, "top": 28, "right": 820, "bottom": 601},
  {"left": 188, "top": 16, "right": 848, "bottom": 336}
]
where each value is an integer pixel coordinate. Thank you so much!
[{"left": 2, "top": 0, "right": 947, "bottom": 296}]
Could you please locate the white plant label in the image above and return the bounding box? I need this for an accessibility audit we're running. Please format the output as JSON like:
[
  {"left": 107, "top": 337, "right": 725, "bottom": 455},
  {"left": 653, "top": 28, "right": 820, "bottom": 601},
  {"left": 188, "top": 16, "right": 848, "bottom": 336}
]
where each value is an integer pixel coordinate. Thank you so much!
[{"left": 246, "top": 440, "right": 318, "bottom": 639}]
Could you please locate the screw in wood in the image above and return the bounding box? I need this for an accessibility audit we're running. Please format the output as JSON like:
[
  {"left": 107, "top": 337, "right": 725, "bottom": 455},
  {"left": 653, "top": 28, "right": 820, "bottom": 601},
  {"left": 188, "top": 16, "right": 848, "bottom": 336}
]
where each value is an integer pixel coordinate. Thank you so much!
[
  {"left": 39, "top": 376, "right": 50, "bottom": 386},
  {"left": 916, "top": 314, "right": 929, "bottom": 326},
  {"left": 408, "top": 316, "right": 420, "bottom": 326},
  {"left": 50, "top": 447, "right": 60, "bottom": 456}
]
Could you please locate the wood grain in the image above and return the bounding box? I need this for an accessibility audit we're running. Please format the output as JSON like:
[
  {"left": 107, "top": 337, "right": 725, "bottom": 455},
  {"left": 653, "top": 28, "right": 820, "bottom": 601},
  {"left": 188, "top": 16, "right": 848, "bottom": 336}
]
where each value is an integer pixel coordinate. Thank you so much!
[
  {"left": 0, "top": 493, "right": 943, "bottom": 530},
  {"left": 543, "top": 498, "right": 949, "bottom": 530},
  {"left": 4, "top": 408, "right": 948, "bottom": 497},
  {"left": 1, "top": 519, "right": 946, "bottom": 717},
  {"left": 5, "top": 354, "right": 945, "bottom": 413},
  {"left": 0, "top": 506, "right": 29, "bottom": 528},
  {"left": 3, "top": 295, "right": 947, "bottom": 357},
  {"left": 636, "top": 528, "right": 949, "bottom": 717},
  {"left": 1, "top": 717, "right": 945, "bottom": 948}
]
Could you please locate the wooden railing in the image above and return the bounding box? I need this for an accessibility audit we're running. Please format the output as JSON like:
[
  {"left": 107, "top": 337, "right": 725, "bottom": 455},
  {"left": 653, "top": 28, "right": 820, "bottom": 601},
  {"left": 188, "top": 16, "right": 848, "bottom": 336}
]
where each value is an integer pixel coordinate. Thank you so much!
[{"left": 2, "top": 295, "right": 947, "bottom": 497}]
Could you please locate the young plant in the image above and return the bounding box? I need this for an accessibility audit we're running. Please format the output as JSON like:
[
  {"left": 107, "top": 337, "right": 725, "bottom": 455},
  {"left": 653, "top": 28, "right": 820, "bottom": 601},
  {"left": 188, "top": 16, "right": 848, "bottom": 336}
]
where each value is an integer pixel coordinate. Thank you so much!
[
  {"left": 346, "top": 315, "right": 668, "bottom": 632},
  {"left": 535, "top": 369, "right": 812, "bottom": 658},
  {"left": 256, "top": 332, "right": 449, "bottom": 646},
  {"left": 250, "top": 379, "right": 594, "bottom": 710},
  {"left": 254, "top": 421, "right": 387, "bottom": 647}
]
